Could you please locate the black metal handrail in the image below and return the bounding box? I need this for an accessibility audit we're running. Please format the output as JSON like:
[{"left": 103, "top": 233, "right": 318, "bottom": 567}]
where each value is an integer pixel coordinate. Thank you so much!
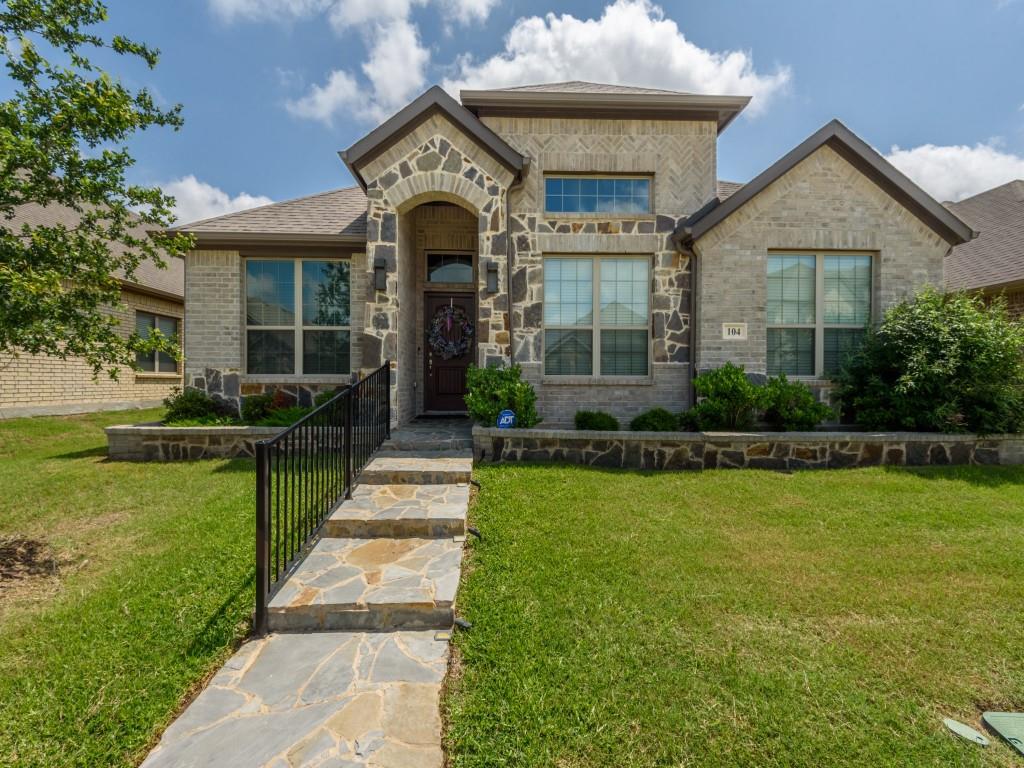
[{"left": 254, "top": 361, "right": 391, "bottom": 635}]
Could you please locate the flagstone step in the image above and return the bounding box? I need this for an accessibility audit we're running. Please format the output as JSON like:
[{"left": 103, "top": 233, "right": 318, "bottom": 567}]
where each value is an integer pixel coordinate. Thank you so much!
[
  {"left": 324, "top": 483, "right": 468, "bottom": 539},
  {"left": 359, "top": 451, "right": 473, "bottom": 485},
  {"left": 267, "top": 537, "right": 462, "bottom": 632}
]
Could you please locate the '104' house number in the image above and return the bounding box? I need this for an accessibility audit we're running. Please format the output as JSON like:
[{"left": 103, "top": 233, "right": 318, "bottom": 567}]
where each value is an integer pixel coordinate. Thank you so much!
[{"left": 722, "top": 323, "right": 747, "bottom": 341}]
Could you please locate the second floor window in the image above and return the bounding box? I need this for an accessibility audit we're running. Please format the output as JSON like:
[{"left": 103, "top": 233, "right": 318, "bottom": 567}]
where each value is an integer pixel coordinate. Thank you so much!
[
  {"left": 245, "top": 258, "right": 350, "bottom": 376},
  {"left": 545, "top": 176, "right": 652, "bottom": 214},
  {"left": 766, "top": 253, "right": 872, "bottom": 378}
]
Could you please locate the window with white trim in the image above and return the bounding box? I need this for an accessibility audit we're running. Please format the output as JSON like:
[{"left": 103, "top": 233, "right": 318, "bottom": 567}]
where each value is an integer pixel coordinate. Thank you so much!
[
  {"left": 543, "top": 256, "right": 650, "bottom": 377},
  {"left": 135, "top": 311, "right": 179, "bottom": 373},
  {"left": 766, "top": 252, "right": 872, "bottom": 378},
  {"left": 245, "top": 258, "right": 350, "bottom": 375}
]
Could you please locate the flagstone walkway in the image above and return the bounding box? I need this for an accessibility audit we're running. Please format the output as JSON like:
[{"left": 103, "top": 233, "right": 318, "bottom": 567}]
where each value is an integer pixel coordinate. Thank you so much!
[{"left": 141, "top": 418, "right": 473, "bottom": 768}]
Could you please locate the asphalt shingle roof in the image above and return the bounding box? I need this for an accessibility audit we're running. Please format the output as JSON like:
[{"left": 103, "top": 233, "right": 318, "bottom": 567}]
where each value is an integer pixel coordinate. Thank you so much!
[
  {"left": 945, "top": 180, "right": 1024, "bottom": 291},
  {"left": 173, "top": 186, "right": 368, "bottom": 240},
  {"left": 716, "top": 180, "right": 743, "bottom": 200},
  {"left": 3, "top": 201, "right": 183, "bottom": 299}
]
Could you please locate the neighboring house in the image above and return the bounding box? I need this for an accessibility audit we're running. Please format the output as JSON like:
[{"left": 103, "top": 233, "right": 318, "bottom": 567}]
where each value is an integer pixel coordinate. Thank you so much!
[
  {"left": 945, "top": 180, "right": 1024, "bottom": 317},
  {"left": 0, "top": 203, "right": 184, "bottom": 419},
  {"left": 174, "top": 81, "right": 973, "bottom": 427}
]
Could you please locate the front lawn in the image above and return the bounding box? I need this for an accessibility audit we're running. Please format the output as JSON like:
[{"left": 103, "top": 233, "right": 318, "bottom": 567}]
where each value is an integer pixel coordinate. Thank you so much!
[
  {"left": 446, "top": 464, "right": 1024, "bottom": 766},
  {"left": 0, "top": 410, "right": 256, "bottom": 768}
]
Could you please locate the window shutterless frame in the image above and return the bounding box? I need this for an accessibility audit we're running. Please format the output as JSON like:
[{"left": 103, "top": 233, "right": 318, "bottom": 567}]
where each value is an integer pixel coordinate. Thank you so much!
[
  {"left": 243, "top": 257, "right": 351, "bottom": 376},
  {"left": 766, "top": 251, "right": 874, "bottom": 379},
  {"left": 134, "top": 311, "right": 180, "bottom": 374},
  {"left": 542, "top": 254, "right": 652, "bottom": 378},
  {"left": 544, "top": 174, "right": 654, "bottom": 215}
]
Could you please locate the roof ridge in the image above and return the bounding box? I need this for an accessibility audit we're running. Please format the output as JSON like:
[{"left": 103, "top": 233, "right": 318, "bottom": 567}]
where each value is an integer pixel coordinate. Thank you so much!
[
  {"left": 949, "top": 178, "right": 1024, "bottom": 207},
  {"left": 173, "top": 186, "right": 364, "bottom": 230}
]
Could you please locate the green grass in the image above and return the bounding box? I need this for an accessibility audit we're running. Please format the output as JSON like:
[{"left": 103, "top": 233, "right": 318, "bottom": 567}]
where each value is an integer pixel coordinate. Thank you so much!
[
  {"left": 0, "top": 410, "right": 256, "bottom": 767},
  {"left": 445, "top": 464, "right": 1024, "bottom": 767}
]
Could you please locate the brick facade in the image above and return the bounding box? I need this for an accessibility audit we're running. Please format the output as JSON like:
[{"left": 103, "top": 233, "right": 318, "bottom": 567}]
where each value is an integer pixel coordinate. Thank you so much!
[{"left": 0, "top": 288, "right": 183, "bottom": 418}]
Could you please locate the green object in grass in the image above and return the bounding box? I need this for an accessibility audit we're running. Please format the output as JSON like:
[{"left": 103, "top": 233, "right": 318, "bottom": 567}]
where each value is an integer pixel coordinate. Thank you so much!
[
  {"left": 943, "top": 718, "right": 988, "bottom": 747},
  {"left": 982, "top": 712, "right": 1024, "bottom": 756}
]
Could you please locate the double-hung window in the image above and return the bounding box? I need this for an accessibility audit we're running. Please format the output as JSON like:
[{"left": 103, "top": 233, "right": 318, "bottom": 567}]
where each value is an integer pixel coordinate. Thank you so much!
[
  {"left": 245, "top": 258, "right": 350, "bottom": 375},
  {"left": 545, "top": 176, "right": 652, "bottom": 214},
  {"left": 767, "top": 252, "right": 872, "bottom": 378},
  {"left": 543, "top": 256, "right": 650, "bottom": 377},
  {"left": 135, "top": 312, "right": 179, "bottom": 373}
]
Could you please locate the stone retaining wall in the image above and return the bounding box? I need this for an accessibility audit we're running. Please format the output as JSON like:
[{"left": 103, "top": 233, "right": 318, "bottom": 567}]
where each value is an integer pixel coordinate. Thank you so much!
[
  {"left": 473, "top": 427, "right": 1024, "bottom": 471},
  {"left": 106, "top": 423, "right": 282, "bottom": 461}
]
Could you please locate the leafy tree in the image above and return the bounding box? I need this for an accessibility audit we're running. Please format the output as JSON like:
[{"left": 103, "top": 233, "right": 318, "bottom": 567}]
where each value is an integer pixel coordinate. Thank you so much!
[
  {"left": 835, "top": 289, "right": 1024, "bottom": 434},
  {"left": 0, "top": 0, "right": 192, "bottom": 376}
]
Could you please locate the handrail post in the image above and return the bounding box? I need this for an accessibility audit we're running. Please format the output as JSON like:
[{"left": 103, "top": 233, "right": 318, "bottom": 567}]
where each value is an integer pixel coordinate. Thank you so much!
[
  {"left": 385, "top": 359, "right": 392, "bottom": 439},
  {"left": 344, "top": 388, "right": 354, "bottom": 500},
  {"left": 254, "top": 440, "right": 270, "bottom": 637}
]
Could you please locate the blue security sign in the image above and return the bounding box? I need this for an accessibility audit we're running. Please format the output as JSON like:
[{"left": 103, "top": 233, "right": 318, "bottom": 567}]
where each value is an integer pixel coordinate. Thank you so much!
[{"left": 497, "top": 409, "right": 516, "bottom": 429}]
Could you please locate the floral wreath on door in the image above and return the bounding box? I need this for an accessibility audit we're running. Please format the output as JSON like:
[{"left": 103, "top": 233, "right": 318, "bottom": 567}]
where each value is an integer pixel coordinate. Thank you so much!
[{"left": 427, "top": 303, "right": 474, "bottom": 360}]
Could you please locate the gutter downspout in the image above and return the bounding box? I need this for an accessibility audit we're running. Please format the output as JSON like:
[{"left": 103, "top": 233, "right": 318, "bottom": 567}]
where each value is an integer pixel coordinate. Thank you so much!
[{"left": 506, "top": 159, "right": 529, "bottom": 366}]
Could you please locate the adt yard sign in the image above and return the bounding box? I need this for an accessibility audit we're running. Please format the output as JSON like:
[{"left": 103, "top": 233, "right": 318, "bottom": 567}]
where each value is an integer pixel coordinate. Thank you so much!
[{"left": 497, "top": 410, "right": 516, "bottom": 429}]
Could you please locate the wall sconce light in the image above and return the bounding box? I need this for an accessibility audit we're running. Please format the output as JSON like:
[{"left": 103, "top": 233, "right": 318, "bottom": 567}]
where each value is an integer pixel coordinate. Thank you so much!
[
  {"left": 486, "top": 262, "right": 499, "bottom": 294},
  {"left": 373, "top": 257, "right": 387, "bottom": 291}
]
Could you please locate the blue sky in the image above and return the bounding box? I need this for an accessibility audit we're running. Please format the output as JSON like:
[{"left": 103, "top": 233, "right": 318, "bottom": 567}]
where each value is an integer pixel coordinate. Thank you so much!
[{"left": 26, "top": 0, "right": 1024, "bottom": 222}]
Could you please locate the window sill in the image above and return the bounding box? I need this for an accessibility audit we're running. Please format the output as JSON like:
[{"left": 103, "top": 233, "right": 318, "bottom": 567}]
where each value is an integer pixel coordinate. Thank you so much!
[
  {"left": 541, "top": 375, "right": 653, "bottom": 386},
  {"left": 135, "top": 373, "right": 181, "bottom": 380},
  {"left": 242, "top": 374, "right": 353, "bottom": 384},
  {"left": 542, "top": 213, "right": 656, "bottom": 220}
]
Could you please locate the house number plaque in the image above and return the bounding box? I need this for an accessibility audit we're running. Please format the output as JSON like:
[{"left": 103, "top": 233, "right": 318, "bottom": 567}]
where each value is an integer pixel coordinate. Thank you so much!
[{"left": 722, "top": 323, "right": 748, "bottom": 341}]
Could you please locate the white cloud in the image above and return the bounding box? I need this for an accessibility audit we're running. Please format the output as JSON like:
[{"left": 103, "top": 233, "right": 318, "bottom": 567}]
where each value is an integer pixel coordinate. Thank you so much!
[
  {"left": 442, "top": 0, "right": 791, "bottom": 116},
  {"left": 209, "top": 0, "right": 328, "bottom": 22},
  {"left": 162, "top": 176, "right": 274, "bottom": 224},
  {"left": 285, "top": 69, "right": 361, "bottom": 125},
  {"left": 327, "top": 0, "right": 424, "bottom": 28},
  {"left": 884, "top": 141, "right": 1024, "bottom": 202},
  {"left": 440, "top": 0, "right": 497, "bottom": 25}
]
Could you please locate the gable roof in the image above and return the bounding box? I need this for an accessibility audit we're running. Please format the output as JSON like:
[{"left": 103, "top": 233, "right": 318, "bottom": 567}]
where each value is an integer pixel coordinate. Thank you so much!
[
  {"left": 461, "top": 81, "right": 749, "bottom": 133},
  {"left": 716, "top": 180, "right": 744, "bottom": 200},
  {"left": 171, "top": 187, "right": 368, "bottom": 245},
  {"left": 945, "top": 180, "right": 1024, "bottom": 291},
  {"left": 340, "top": 86, "right": 526, "bottom": 189},
  {"left": 675, "top": 119, "right": 976, "bottom": 247},
  {"left": 4, "top": 201, "right": 183, "bottom": 300}
]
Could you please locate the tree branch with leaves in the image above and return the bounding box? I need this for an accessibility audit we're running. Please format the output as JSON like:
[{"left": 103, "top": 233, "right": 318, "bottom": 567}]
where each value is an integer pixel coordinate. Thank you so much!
[{"left": 0, "top": 0, "right": 193, "bottom": 377}]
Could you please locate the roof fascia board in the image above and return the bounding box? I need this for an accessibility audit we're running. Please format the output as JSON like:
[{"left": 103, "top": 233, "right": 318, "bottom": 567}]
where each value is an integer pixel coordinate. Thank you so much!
[
  {"left": 184, "top": 232, "right": 367, "bottom": 247},
  {"left": 678, "top": 119, "right": 976, "bottom": 246},
  {"left": 119, "top": 279, "right": 184, "bottom": 303},
  {"left": 340, "top": 86, "right": 525, "bottom": 189},
  {"left": 460, "top": 90, "right": 750, "bottom": 132}
]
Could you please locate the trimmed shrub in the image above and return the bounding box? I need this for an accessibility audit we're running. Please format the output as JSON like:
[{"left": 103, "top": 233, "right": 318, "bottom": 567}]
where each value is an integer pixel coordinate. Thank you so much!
[
  {"left": 575, "top": 410, "right": 619, "bottom": 431},
  {"left": 629, "top": 407, "right": 679, "bottom": 432},
  {"left": 240, "top": 393, "right": 273, "bottom": 424},
  {"left": 762, "top": 374, "right": 834, "bottom": 431},
  {"left": 685, "top": 363, "right": 765, "bottom": 430},
  {"left": 163, "top": 387, "right": 233, "bottom": 424},
  {"left": 254, "top": 406, "right": 312, "bottom": 427},
  {"left": 835, "top": 289, "right": 1024, "bottom": 434},
  {"left": 464, "top": 364, "right": 540, "bottom": 428},
  {"left": 314, "top": 389, "right": 340, "bottom": 408}
]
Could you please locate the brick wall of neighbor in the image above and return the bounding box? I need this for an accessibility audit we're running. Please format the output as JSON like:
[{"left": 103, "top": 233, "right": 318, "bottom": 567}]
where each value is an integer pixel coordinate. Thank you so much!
[
  {"left": 695, "top": 144, "right": 949, "bottom": 381},
  {"left": 483, "top": 116, "right": 717, "bottom": 425},
  {"left": 184, "top": 248, "right": 364, "bottom": 413},
  {"left": 0, "top": 287, "right": 183, "bottom": 418}
]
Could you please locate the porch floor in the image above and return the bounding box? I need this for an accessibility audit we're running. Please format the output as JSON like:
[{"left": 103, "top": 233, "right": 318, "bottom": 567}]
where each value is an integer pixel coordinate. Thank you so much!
[{"left": 381, "top": 417, "right": 472, "bottom": 452}]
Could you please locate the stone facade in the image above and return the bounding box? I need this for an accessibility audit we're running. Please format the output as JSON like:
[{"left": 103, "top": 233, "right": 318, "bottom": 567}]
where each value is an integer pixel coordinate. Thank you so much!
[
  {"left": 486, "top": 117, "right": 715, "bottom": 424},
  {"left": 0, "top": 287, "right": 183, "bottom": 419},
  {"left": 359, "top": 113, "right": 516, "bottom": 424},
  {"left": 106, "top": 423, "right": 282, "bottom": 460},
  {"left": 474, "top": 427, "right": 1024, "bottom": 471},
  {"left": 695, "top": 144, "right": 950, "bottom": 387}
]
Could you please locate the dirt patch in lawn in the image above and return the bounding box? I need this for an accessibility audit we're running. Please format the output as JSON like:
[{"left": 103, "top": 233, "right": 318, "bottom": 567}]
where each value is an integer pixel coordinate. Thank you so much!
[{"left": 0, "top": 537, "right": 65, "bottom": 608}]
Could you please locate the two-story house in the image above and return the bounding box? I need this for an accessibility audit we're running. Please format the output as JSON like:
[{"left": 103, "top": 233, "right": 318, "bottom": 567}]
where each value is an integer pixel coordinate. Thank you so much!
[{"left": 174, "top": 81, "right": 973, "bottom": 427}]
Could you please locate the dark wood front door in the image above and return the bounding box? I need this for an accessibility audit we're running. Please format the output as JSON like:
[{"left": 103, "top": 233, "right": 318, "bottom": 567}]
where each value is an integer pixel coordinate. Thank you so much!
[{"left": 424, "top": 293, "right": 475, "bottom": 412}]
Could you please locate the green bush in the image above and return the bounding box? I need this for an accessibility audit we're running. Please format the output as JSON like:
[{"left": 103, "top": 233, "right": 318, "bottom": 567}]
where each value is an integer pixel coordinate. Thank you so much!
[
  {"left": 835, "top": 289, "right": 1024, "bottom": 434},
  {"left": 163, "top": 387, "right": 234, "bottom": 424},
  {"left": 314, "top": 389, "right": 341, "bottom": 408},
  {"left": 464, "top": 364, "right": 540, "bottom": 428},
  {"left": 575, "top": 410, "right": 619, "bottom": 431},
  {"left": 629, "top": 408, "right": 679, "bottom": 432},
  {"left": 762, "top": 374, "right": 834, "bottom": 431},
  {"left": 254, "top": 406, "right": 313, "bottom": 427},
  {"left": 685, "top": 363, "right": 765, "bottom": 430},
  {"left": 240, "top": 393, "right": 273, "bottom": 423}
]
